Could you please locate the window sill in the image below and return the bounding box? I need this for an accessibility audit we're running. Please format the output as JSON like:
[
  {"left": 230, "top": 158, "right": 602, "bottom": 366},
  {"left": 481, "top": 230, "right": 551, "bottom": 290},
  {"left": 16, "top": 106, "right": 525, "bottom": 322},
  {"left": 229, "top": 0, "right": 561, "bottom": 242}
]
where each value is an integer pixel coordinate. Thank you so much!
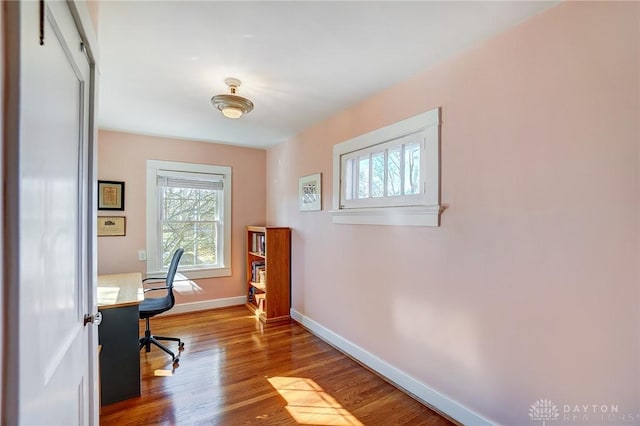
[
  {"left": 330, "top": 205, "right": 442, "bottom": 227},
  {"left": 146, "top": 267, "right": 231, "bottom": 280}
]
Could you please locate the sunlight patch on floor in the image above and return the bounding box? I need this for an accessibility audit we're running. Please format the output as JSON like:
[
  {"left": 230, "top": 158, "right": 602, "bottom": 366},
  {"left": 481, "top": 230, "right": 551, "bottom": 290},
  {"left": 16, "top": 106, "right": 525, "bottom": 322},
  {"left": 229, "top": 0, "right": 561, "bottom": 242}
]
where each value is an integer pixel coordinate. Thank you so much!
[
  {"left": 268, "top": 376, "right": 363, "bottom": 426},
  {"left": 154, "top": 369, "right": 173, "bottom": 377}
]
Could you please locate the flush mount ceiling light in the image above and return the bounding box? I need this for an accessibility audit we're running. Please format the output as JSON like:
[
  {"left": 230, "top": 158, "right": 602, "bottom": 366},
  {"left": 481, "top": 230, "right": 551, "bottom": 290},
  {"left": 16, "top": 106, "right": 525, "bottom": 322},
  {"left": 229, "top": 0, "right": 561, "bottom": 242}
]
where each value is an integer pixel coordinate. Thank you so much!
[{"left": 210, "top": 78, "right": 254, "bottom": 119}]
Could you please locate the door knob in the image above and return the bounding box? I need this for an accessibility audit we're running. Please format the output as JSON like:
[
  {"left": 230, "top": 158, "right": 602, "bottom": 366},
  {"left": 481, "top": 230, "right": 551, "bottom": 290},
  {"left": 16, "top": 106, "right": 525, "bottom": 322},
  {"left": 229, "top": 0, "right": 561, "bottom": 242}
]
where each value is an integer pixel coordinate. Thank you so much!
[{"left": 83, "top": 312, "right": 102, "bottom": 326}]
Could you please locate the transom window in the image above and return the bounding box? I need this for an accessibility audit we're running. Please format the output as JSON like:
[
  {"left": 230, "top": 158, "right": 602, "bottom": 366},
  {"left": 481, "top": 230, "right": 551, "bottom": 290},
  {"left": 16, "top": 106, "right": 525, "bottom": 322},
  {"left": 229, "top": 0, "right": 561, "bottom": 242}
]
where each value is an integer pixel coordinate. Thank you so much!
[
  {"left": 341, "top": 131, "right": 425, "bottom": 208},
  {"left": 331, "top": 107, "right": 441, "bottom": 227},
  {"left": 147, "top": 160, "right": 231, "bottom": 278}
]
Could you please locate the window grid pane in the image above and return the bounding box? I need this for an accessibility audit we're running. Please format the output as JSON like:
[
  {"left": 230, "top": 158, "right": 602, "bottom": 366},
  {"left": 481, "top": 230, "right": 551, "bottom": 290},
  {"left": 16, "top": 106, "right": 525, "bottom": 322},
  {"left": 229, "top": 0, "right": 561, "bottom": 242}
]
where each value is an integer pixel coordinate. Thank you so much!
[
  {"left": 404, "top": 143, "right": 421, "bottom": 195},
  {"left": 371, "top": 152, "right": 385, "bottom": 198},
  {"left": 161, "top": 222, "right": 217, "bottom": 267},
  {"left": 358, "top": 155, "right": 370, "bottom": 199},
  {"left": 387, "top": 148, "right": 401, "bottom": 196},
  {"left": 345, "top": 158, "right": 355, "bottom": 201}
]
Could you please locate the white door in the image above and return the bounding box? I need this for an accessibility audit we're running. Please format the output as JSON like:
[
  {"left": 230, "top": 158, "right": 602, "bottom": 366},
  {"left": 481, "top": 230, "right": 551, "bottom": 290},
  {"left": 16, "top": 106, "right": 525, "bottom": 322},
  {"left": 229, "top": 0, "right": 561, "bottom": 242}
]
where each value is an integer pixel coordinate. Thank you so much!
[{"left": 16, "top": 2, "right": 96, "bottom": 424}]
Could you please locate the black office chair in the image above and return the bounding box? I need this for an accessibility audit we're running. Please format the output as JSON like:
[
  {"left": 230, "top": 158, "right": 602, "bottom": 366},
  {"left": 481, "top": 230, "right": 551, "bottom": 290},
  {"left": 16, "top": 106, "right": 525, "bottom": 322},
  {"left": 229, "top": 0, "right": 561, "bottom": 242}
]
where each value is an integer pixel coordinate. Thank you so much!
[{"left": 139, "top": 247, "right": 185, "bottom": 365}]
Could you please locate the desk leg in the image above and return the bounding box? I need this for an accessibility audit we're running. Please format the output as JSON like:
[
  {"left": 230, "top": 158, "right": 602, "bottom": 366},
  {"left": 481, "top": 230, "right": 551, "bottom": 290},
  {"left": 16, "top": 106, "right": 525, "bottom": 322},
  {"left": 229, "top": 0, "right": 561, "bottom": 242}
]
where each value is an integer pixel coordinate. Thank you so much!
[{"left": 98, "top": 305, "right": 141, "bottom": 405}]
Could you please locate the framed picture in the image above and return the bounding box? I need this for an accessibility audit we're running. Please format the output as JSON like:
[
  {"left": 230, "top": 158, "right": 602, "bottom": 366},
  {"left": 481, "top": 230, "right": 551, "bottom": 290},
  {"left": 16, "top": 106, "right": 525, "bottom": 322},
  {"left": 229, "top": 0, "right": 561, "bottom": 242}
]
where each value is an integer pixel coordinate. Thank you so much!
[
  {"left": 299, "top": 173, "right": 322, "bottom": 211},
  {"left": 98, "top": 180, "right": 125, "bottom": 211},
  {"left": 97, "top": 216, "right": 126, "bottom": 237}
]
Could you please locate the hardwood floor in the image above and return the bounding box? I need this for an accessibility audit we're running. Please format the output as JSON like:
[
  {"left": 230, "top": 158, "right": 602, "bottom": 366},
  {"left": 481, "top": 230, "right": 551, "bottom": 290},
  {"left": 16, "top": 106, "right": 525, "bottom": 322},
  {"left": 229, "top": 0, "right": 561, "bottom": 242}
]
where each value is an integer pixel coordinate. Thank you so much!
[{"left": 100, "top": 306, "right": 455, "bottom": 426}]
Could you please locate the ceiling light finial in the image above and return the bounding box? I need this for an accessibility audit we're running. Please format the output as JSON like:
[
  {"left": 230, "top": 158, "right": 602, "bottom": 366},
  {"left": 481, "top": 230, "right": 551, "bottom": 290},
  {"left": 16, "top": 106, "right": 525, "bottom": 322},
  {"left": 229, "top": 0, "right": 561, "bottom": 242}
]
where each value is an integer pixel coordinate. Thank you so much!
[{"left": 211, "top": 78, "right": 254, "bottom": 119}]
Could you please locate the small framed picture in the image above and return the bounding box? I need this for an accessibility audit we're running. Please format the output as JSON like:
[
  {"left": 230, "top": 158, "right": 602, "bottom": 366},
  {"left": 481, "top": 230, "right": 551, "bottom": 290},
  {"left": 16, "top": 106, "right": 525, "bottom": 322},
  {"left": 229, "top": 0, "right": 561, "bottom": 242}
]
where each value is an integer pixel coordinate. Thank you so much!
[
  {"left": 98, "top": 180, "right": 125, "bottom": 211},
  {"left": 97, "top": 216, "right": 126, "bottom": 237},
  {"left": 299, "top": 173, "right": 322, "bottom": 211}
]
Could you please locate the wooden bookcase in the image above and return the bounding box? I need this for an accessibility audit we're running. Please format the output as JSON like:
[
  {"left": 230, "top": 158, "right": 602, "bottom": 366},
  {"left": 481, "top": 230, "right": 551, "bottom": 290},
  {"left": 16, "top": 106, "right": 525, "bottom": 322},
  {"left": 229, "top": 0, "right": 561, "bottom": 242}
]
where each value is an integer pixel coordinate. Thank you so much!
[{"left": 246, "top": 226, "right": 291, "bottom": 323}]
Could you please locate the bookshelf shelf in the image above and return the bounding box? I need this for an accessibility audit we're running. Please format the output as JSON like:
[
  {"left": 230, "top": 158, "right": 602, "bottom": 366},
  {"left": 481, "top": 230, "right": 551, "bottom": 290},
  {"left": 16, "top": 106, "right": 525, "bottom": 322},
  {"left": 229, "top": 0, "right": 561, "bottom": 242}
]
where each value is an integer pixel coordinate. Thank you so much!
[
  {"left": 250, "top": 282, "right": 266, "bottom": 291},
  {"left": 246, "top": 226, "right": 291, "bottom": 323}
]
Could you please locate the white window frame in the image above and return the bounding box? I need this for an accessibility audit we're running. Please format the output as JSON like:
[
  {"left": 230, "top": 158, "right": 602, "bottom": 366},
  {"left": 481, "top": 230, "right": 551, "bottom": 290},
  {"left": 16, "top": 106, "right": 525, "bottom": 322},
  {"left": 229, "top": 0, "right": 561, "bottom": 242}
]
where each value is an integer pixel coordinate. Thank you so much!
[
  {"left": 146, "top": 160, "right": 232, "bottom": 279},
  {"left": 331, "top": 107, "right": 441, "bottom": 226}
]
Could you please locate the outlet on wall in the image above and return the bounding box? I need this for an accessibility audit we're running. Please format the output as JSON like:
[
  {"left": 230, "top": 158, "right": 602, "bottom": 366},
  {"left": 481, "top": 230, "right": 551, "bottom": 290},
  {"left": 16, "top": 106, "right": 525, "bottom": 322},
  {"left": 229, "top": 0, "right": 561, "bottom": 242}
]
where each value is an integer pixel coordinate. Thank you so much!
[{"left": 138, "top": 250, "right": 147, "bottom": 261}]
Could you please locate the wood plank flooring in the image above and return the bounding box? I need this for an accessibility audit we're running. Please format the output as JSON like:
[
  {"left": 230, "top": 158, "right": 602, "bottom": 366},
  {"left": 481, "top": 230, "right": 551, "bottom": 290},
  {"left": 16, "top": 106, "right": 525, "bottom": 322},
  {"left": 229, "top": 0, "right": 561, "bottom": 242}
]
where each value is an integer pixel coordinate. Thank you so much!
[{"left": 100, "top": 306, "right": 455, "bottom": 426}]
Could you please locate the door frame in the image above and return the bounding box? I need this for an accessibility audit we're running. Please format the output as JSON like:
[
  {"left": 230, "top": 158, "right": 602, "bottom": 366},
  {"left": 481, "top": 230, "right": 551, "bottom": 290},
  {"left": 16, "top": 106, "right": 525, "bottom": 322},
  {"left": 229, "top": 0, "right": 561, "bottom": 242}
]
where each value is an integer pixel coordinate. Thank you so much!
[{"left": 1, "top": 1, "right": 100, "bottom": 424}]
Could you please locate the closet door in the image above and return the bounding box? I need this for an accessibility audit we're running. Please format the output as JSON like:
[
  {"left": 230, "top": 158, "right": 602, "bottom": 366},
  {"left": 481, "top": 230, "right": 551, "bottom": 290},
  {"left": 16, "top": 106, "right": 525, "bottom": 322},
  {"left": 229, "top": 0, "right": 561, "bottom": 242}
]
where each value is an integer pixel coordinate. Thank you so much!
[{"left": 4, "top": 1, "right": 97, "bottom": 424}]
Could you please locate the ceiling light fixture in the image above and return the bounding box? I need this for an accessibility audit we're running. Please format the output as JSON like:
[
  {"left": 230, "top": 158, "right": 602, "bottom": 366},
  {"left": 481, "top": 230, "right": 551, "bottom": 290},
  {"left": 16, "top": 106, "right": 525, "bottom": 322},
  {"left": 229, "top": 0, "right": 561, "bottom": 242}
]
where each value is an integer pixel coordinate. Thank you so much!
[{"left": 210, "top": 78, "right": 254, "bottom": 119}]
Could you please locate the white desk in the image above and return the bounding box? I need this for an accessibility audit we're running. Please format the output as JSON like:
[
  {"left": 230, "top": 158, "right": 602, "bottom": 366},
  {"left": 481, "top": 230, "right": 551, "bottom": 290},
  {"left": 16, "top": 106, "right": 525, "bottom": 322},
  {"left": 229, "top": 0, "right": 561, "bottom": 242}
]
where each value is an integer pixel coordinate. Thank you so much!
[{"left": 97, "top": 273, "right": 144, "bottom": 405}]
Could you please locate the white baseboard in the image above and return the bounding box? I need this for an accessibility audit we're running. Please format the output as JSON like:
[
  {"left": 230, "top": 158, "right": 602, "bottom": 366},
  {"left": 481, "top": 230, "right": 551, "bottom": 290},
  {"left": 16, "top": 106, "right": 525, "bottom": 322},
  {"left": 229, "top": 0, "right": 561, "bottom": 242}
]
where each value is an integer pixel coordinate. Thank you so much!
[
  {"left": 158, "top": 296, "right": 246, "bottom": 317},
  {"left": 290, "top": 309, "right": 494, "bottom": 426}
]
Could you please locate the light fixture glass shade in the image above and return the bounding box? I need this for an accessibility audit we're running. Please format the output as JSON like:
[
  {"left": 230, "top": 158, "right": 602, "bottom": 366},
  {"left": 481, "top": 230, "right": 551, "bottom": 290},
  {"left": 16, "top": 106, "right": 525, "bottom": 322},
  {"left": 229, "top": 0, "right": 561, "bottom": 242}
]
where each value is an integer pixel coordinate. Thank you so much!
[
  {"left": 221, "top": 106, "right": 243, "bottom": 119},
  {"left": 211, "top": 78, "right": 254, "bottom": 119}
]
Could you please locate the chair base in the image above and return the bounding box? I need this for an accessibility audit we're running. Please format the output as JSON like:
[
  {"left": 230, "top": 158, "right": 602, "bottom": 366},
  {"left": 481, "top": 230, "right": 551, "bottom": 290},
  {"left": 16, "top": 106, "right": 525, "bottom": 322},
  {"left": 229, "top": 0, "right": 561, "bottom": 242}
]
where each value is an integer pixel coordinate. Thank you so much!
[{"left": 139, "top": 318, "right": 184, "bottom": 364}]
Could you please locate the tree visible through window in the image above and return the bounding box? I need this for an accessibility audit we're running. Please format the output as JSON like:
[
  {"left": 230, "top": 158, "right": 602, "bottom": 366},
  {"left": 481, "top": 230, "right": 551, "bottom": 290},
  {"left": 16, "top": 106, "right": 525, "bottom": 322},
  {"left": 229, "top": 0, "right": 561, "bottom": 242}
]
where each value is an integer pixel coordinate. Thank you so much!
[
  {"left": 160, "top": 185, "right": 219, "bottom": 268},
  {"left": 147, "top": 160, "right": 232, "bottom": 278}
]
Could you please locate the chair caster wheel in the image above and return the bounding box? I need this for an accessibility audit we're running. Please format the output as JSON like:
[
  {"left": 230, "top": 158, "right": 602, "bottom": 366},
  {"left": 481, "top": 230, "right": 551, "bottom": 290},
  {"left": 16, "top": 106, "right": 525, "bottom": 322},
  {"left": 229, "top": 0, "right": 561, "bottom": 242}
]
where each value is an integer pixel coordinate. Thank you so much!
[
  {"left": 173, "top": 359, "right": 179, "bottom": 367},
  {"left": 178, "top": 343, "right": 185, "bottom": 351}
]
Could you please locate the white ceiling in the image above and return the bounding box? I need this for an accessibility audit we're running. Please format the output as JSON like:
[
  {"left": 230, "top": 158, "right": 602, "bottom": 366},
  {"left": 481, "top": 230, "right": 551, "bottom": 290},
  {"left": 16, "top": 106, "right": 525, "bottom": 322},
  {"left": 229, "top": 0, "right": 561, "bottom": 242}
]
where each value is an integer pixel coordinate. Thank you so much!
[{"left": 98, "top": 1, "right": 558, "bottom": 148}]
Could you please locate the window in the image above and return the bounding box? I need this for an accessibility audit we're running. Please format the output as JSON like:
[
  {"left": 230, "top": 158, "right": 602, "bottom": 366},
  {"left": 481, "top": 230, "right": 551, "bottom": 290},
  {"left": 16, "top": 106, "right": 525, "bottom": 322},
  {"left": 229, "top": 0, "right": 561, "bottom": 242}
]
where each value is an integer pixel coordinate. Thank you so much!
[
  {"left": 147, "top": 160, "right": 231, "bottom": 279},
  {"left": 341, "top": 131, "right": 424, "bottom": 208},
  {"left": 331, "top": 107, "right": 441, "bottom": 226}
]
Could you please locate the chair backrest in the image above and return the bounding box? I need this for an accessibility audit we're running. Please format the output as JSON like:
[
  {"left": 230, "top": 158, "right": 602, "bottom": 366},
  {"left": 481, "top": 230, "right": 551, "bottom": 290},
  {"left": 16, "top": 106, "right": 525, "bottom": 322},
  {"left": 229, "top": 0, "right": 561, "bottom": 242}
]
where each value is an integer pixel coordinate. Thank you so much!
[
  {"left": 165, "top": 248, "right": 184, "bottom": 305},
  {"left": 166, "top": 248, "right": 184, "bottom": 289},
  {"left": 158, "top": 248, "right": 184, "bottom": 311}
]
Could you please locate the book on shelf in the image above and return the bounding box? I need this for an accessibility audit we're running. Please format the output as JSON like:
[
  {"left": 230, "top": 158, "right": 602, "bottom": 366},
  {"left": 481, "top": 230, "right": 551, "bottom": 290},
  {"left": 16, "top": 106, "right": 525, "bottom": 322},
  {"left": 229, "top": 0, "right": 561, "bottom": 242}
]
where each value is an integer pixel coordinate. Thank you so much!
[
  {"left": 251, "top": 233, "right": 266, "bottom": 255},
  {"left": 254, "top": 293, "right": 266, "bottom": 311},
  {"left": 250, "top": 260, "right": 265, "bottom": 283},
  {"left": 255, "top": 266, "right": 265, "bottom": 284}
]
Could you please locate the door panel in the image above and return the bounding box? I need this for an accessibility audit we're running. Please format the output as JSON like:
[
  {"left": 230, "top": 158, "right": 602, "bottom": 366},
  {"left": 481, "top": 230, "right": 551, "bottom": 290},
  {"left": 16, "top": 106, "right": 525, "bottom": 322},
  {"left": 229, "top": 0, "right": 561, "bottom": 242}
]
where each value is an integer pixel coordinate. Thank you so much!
[{"left": 19, "top": 2, "right": 92, "bottom": 424}]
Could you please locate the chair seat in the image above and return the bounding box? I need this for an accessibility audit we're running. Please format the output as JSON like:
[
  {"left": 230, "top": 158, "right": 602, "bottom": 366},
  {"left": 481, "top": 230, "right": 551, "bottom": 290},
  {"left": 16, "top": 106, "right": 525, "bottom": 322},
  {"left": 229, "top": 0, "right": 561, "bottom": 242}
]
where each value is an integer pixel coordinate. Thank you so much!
[{"left": 139, "top": 296, "right": 172, "bottom": 318}]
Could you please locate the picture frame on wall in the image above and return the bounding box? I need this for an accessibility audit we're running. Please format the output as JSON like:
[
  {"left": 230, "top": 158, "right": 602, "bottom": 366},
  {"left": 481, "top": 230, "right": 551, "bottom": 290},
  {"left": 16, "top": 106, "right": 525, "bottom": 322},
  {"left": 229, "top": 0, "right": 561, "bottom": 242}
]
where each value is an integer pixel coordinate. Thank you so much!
[
  {"left": 98, "top": 180, "right": 125, "bottom": 211},
  {"left": 97, "top": 216, "right": 126, "bottom": 237},
  {"left": 299, "top": 173, "right": 322, "bottom": 211}
]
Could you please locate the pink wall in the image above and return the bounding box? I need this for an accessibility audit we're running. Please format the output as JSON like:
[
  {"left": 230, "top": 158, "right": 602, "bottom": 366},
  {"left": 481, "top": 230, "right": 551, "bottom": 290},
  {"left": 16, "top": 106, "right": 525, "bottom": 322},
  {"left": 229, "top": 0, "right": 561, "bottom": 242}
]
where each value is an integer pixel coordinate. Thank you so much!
[
  {"left": 98, "top": 130, "right": 266, "bottom": 304},
  {"left": 86, "top": 0, "right": 99, "bottom": 34},
  {"left": 267, "top": 2, "right": 639, "bottom": 425}
]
